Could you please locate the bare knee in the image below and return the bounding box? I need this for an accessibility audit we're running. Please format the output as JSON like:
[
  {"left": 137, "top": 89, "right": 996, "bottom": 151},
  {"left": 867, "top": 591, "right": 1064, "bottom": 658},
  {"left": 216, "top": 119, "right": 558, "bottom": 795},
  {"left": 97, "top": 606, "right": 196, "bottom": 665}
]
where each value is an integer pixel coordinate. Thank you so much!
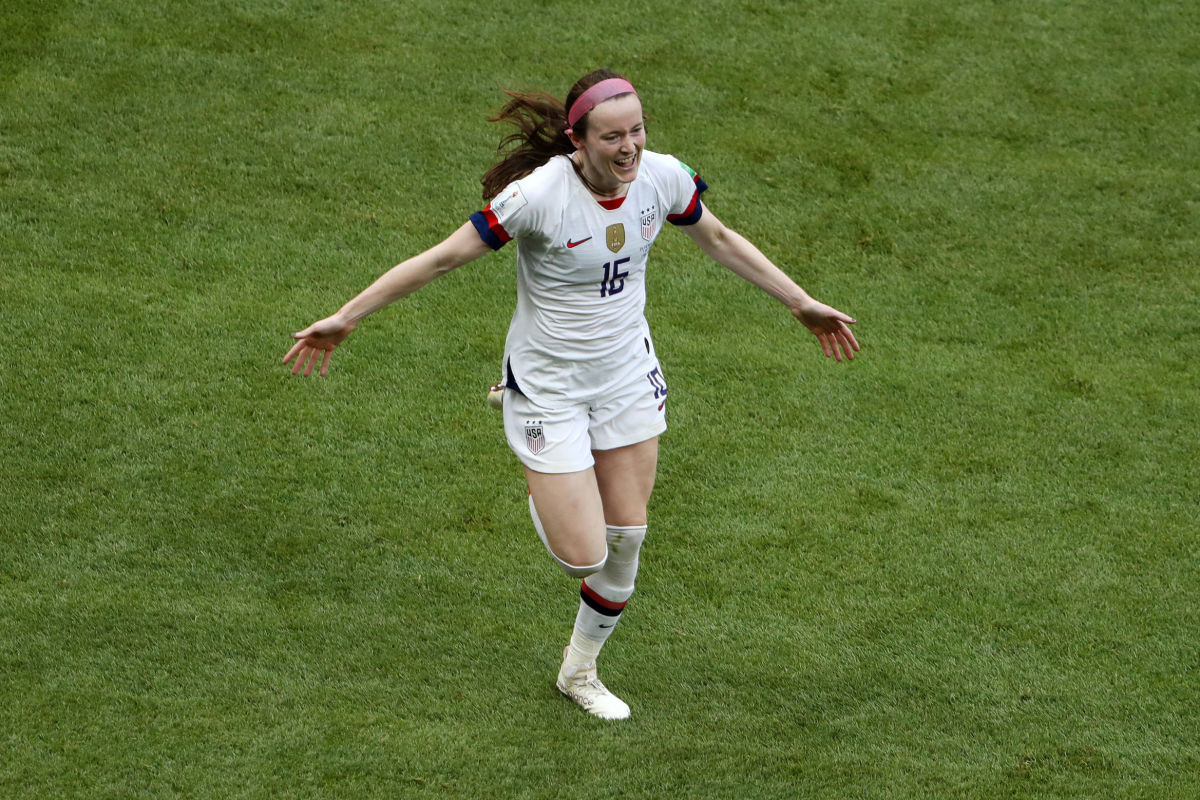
[
  {"left": 541, "top": 528, "right": 607, "bottom": 578},
  {"left": 551, "top": 536, "right": 608, "bottom": 573},
  {"left": 527, "top": 491, "right": 607, "bottom": 577},
  {"left": 555, "top": 551, "right": 606, "bottom": 579}
]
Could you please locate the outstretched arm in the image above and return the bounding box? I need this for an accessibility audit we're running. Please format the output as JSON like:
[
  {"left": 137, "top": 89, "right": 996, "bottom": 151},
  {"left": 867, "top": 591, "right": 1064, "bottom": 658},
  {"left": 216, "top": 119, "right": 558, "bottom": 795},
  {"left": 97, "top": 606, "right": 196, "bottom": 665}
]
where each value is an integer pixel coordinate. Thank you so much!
[
  {"left": 283, "top": 221, "right": 492, "bottom": 376},
  {"left": 680, "top": 208, "right": 860, "bottom": 361}
]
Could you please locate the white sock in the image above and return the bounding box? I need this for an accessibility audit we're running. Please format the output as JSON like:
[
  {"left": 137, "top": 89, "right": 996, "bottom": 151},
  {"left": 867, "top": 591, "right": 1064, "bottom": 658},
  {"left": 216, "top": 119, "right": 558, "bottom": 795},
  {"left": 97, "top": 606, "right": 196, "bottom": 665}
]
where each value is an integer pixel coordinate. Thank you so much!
[{"left": 565, "top": 524, "right": 647, "bottom": 667}]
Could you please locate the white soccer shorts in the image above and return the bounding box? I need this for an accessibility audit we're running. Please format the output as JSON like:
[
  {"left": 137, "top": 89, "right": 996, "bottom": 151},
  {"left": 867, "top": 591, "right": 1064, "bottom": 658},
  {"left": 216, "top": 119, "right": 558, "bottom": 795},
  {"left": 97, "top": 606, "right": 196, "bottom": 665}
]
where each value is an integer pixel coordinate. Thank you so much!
[{"left": 501, "top": 340, "right": 669, "bottom": 473}]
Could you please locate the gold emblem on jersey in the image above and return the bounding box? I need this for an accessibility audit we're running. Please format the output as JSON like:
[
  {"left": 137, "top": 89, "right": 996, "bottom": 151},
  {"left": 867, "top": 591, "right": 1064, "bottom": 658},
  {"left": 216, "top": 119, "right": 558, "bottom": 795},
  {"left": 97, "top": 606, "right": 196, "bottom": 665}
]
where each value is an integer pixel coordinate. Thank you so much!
[{"left": 606, "top": 224, "right": 625, "bottom": 253}]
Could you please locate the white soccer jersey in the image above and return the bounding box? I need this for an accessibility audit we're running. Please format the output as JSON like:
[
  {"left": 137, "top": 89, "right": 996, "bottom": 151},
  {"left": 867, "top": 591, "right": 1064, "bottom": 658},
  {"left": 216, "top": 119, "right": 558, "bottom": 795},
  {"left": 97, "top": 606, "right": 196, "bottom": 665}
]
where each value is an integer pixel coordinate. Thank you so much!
[{"left": 470, "top": 150, "right": 707, "bottom": 404}]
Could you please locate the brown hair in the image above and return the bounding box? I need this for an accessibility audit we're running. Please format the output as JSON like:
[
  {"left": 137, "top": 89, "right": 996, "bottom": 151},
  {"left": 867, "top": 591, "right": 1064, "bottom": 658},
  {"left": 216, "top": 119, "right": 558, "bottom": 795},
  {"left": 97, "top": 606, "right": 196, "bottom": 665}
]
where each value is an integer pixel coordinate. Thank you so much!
[{"left": 481, "top": 69, "right": 633, "bottom": 200}]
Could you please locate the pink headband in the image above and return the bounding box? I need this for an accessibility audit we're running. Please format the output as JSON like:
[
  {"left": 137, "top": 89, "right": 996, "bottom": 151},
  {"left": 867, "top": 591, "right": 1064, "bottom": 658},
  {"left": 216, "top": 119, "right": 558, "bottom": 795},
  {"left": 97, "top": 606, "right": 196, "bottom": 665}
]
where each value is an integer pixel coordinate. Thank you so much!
[{"left": 566, "top": 78, "right": 638, "bottom": 132}]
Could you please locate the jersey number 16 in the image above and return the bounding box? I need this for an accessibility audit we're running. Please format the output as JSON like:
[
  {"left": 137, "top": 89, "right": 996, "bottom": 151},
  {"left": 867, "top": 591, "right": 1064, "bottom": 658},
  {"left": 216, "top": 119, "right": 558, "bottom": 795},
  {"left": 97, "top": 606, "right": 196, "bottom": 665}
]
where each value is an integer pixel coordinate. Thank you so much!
[{"left": 600, "top": 258, "right": 630, "bottom": 298}]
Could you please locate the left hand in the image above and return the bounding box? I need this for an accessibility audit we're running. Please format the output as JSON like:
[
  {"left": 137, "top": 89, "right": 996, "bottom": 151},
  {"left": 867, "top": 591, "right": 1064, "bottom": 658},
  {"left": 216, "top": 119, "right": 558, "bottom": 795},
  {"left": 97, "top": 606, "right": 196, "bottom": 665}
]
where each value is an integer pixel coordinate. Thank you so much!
[{"left": 792, "top": 299, "right": 860, "bottom": 361}]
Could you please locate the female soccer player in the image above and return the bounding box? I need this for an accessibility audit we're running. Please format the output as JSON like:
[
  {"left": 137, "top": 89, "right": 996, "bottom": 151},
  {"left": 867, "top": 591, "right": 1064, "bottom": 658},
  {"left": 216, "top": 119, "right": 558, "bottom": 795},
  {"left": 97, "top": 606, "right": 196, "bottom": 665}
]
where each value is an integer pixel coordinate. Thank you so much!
[{"left": 284, "top": 69, "right": 859, "bottom": 720}]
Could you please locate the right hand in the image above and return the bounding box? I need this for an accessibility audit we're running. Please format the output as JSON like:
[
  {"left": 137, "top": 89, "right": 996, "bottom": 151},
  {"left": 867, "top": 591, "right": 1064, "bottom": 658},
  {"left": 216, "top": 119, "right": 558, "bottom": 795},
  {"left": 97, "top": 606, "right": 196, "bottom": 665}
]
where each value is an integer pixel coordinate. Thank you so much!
[{"left": 282, "top": 315, "right": 357, "bottom": 377}]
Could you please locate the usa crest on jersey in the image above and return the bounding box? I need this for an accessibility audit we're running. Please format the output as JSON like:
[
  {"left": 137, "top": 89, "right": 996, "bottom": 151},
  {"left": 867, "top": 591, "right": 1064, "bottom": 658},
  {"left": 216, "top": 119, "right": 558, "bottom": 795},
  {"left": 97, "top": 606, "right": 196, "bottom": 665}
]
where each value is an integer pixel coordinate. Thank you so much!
[{"left": 640, "top": 206, "right": 656, "bottom": 241}]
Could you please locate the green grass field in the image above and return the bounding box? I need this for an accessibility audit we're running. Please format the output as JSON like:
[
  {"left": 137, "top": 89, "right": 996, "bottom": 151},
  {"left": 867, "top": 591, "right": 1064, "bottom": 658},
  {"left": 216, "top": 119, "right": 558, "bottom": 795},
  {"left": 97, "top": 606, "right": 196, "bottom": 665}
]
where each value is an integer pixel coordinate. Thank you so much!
[{"left": 3, "top": 1, "right": 1198, "bottom": 797}]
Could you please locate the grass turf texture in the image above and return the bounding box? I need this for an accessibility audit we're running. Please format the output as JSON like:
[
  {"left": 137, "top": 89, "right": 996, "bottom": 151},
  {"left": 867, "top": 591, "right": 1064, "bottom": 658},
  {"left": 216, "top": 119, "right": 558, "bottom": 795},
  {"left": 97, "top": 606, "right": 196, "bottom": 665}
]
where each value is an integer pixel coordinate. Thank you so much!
[{"left": 3, "top": 0, "right": 1198, "bottom": 797}]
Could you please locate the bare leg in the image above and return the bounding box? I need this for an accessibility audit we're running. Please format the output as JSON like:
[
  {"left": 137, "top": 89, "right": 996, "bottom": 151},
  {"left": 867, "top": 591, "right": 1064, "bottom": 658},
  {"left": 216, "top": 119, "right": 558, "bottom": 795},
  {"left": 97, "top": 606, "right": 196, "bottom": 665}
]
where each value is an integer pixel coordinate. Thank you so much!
[
  {"left": 549, "top": 437, "right": 659, "bottom": 720},
  {"left": 593, "top": 436, "right": 659, "bottom": 526},
  {"left": 525, "top": 467, "right": 608, "bottom": 569},
  {"left": 524, "top": 436, "right": 659, "bottom": 565}
]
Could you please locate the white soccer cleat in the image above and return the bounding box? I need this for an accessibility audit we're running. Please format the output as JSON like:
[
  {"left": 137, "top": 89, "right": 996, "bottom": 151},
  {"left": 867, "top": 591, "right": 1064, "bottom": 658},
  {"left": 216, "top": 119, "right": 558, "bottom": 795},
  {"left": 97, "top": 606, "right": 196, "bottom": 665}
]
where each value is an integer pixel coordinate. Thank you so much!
[
  {"left": 556, "top": 649, "right": 631, "bottom": 720},
  {"left": 486, "top": 381, "right": 505, "bottom": 409}
]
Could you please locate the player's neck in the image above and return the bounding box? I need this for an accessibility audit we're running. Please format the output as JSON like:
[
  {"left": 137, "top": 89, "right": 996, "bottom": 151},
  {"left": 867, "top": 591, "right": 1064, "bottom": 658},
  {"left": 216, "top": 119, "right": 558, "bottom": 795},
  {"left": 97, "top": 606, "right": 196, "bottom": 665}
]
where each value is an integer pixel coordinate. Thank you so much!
[{"left": 572, "top": 154, "right": 630, "bottom": 201}]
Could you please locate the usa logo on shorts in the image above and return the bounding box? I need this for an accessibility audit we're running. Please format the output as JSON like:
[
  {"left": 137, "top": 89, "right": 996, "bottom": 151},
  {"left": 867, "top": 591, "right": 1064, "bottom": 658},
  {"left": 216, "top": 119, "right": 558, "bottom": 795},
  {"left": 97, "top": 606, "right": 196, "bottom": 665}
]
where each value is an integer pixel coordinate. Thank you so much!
[{"left": 524, "top": 423, "right": 545, "bottom": 455}]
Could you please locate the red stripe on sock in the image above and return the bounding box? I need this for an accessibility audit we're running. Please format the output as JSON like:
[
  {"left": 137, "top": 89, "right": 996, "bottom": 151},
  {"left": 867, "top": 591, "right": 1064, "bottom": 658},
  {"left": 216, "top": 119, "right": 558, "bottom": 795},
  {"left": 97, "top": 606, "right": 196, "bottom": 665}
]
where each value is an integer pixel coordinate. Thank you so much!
[{"left": 581, "top": 580, "right": 627, "bottom": 612}]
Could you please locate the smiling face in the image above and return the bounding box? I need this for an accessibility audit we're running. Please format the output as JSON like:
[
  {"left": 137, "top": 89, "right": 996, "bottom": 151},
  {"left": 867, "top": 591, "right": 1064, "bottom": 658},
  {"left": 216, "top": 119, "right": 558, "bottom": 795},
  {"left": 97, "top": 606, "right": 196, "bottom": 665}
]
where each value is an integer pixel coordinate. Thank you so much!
[{"left": 569, "top": 93, "right": 646, "bottom": 196}]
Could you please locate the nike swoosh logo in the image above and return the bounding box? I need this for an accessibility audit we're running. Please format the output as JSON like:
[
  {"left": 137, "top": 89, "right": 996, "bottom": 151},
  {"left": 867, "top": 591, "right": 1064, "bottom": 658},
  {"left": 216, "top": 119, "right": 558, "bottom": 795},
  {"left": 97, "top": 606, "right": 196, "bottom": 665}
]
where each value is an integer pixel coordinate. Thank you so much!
[
  {"left": 567, "top": 237, "right": 592, "bottom": 248},
  {"left": 598, "top": 623, "right": 615, "bottom": 628}
]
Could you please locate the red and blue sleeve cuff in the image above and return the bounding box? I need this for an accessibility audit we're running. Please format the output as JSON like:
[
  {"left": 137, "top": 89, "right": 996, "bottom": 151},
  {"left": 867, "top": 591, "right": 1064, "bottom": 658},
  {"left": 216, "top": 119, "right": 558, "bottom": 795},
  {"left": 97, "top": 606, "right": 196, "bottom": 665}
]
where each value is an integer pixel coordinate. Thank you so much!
[
  {"left": 667, "top": 176, "right": 709, "bottom": 226},
  {"left": 469, "top": 206, "right": 512, "bottom": 250}
]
